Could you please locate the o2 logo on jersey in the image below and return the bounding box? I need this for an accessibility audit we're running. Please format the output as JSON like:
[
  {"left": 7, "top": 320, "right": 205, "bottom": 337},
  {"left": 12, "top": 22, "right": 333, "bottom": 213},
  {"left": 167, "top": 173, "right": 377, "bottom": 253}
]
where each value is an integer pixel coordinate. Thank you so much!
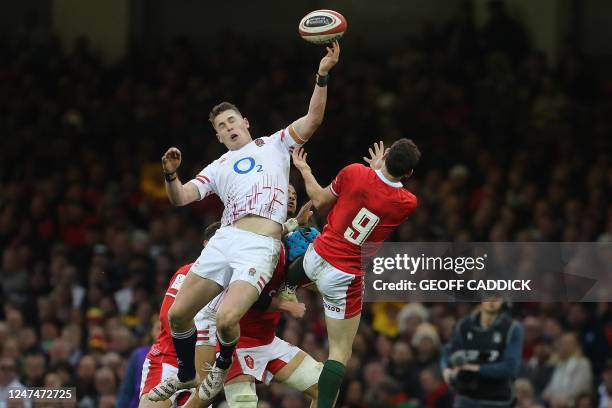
[{"left": 233, "top": 157, "right": 263, "bottom": 174}]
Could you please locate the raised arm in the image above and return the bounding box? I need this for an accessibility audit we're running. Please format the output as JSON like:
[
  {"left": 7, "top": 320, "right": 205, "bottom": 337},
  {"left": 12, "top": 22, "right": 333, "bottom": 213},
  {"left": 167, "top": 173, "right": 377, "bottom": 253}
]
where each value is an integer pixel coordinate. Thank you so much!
[
  {"left": 161, "top": 147, "right": 201, "bottom": 206},
  {"left": 292, "top": 147, "right": 337, "bottom": 211},
  {"left": 290, "top": 41, "right": 341, "bottom": 143}
]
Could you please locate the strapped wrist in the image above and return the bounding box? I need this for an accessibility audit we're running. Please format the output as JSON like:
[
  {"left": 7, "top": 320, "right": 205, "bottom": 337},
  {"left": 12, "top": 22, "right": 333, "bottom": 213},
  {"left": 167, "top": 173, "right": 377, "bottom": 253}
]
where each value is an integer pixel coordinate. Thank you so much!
[
  {"left": 164, "top": 171, "right": 177, "bottom": 182},
  {"left": 284, "top": 218, "right": 299, "bottom": 233},
  {"left": 316, "top": 73, "right": 329, "bottom": 87}
]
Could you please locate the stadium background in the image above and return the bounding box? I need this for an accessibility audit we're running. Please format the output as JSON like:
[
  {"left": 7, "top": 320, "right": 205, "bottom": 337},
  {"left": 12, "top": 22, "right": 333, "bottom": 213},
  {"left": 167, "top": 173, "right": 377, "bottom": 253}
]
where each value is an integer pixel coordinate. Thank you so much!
[{"left": 1, "top": 0, "right": 611, "bottom": 407}]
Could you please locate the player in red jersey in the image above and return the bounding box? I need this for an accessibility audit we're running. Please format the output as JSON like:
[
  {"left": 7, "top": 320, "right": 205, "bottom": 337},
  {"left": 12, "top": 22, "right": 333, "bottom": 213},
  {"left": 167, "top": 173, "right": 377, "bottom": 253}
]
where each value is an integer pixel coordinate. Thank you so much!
[
  {"left": 139, "top": 222, "right": 221, "bottom": 408},
  {"left": 291, "top": 139, "right": 421, "bottom": 408},
  {"left": 187, "top": 243, "right": 321, "bottom": 407}
]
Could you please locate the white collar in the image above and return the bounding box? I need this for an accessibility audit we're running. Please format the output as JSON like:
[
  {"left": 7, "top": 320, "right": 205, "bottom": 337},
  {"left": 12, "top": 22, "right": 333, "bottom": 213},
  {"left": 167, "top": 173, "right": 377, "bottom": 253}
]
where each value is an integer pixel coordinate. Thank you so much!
[{"left": 375, "top": 169, "right": 403, "bottom": 188}]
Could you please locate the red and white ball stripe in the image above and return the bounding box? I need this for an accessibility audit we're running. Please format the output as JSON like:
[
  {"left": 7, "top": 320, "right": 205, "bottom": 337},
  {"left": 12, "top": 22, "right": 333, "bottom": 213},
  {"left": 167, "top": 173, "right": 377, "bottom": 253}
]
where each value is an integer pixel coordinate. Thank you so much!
[{"left": 298, "top": 9, "right": 347, "bottom": 44}]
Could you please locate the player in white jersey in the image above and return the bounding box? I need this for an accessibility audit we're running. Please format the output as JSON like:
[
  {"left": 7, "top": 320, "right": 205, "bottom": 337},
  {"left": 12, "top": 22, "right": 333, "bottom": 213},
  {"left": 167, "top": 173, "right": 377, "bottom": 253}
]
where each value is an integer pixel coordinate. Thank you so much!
[{"left": 148, "top": 41, "right": 340, "bottom": 403}]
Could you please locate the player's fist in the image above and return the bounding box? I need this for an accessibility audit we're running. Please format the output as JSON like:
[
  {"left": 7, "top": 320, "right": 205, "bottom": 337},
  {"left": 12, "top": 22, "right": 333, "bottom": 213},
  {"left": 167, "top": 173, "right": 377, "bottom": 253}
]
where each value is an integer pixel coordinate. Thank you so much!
[
  {"left": 162, "top": 147, "right": 182, "bottom": 174},
  {"left": 286, "top": 301, "right": 306, "bottom": 319},
  {"left": 292, "top": 147, "right": 311, "bottom": 174},
  {"left": 318, "top": 40, "right": 340, "bottom": 76}
]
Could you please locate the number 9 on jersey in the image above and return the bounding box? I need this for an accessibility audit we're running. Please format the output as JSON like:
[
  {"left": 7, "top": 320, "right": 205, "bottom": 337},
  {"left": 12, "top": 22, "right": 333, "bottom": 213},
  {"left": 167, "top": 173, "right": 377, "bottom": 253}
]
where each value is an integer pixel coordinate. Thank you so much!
[{"left": 344, "top": 207, "right": 380, "bottom": 245}]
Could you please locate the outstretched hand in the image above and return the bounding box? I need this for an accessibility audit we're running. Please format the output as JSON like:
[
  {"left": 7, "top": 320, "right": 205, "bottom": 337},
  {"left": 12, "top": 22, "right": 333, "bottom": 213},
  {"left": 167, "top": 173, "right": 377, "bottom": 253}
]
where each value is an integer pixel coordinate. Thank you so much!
[
  {"left": 363, "top": 141, "right": 388, "bottom": 171},
  {"left": 292, "top": 147, "right": 311, "bottom": 174},
  {"left": 318, "top": 40, "right": 341, "bottom": 76},
  {"left": 296, "top": 201, "right": 314, "bottom": 226}
]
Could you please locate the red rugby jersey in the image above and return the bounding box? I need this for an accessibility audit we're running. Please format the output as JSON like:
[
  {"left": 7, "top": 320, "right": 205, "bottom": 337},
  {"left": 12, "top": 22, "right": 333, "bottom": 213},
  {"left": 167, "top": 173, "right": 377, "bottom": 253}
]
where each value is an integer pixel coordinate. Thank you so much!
[
  {"left": 313, "top": 163, "right": 417, "bottom": 275},
  {"left": 146, "top": 263, "right": 192, "bottom": 363}
]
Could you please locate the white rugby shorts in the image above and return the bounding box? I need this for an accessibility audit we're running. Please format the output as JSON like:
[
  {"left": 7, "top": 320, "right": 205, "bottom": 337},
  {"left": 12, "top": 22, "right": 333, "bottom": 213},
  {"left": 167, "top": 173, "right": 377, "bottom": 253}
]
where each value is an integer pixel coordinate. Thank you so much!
[
  {"left": 190, "top": 226, "right": 280, "bottom": 294},
  {"left": 303, "top": 244, "right": 364, "bottom": 319},
  {"left": 225, "top": 336, "right": 301, "bottom": 384}
]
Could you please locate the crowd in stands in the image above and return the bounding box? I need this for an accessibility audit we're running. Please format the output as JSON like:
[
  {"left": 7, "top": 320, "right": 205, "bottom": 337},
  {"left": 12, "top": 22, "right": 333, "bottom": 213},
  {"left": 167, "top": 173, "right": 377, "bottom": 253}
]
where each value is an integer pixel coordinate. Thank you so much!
[{"left": 0, "top": 1, "right": 610, "bottom": 407}]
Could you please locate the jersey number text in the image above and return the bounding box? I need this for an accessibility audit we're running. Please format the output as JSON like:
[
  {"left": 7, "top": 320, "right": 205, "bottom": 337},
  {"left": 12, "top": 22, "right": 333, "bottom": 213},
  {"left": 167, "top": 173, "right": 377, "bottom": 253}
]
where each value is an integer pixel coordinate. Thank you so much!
[{"left": 344, "top": 207, "right": 380, "bottom": 245}]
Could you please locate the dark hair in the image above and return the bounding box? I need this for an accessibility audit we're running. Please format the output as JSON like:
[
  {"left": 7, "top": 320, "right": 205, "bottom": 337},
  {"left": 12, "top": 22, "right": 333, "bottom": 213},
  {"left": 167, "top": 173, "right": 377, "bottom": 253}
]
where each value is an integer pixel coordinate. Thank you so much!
[
  {"left": 203, "top": 221, "right": 222, "bottom": 241},
  {"left": 208, "top": 102, "right": 242, "bottom": 125},
  {"left": 385, "top": 138, "right": 421, "bottom": 178}
]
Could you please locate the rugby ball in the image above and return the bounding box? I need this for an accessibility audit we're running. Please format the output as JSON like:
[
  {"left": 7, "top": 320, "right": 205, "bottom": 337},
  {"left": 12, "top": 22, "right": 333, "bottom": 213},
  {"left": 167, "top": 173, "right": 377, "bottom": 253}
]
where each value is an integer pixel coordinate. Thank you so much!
[{"left": 299, "top": 10, "right": 347, "bottom": 44}]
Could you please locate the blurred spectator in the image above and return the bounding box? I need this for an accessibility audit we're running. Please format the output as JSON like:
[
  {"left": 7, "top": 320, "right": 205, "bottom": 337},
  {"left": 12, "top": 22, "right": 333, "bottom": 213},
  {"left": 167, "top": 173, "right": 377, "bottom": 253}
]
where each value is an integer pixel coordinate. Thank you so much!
[
  {"left": 543, "top": 332, "right": 593, "bottom": 407},
  {"left": 566, "top": 304, "right": 609, "bottom": 375},
  {"left": 514, "top": 378, "right": 543, "bottom": 408},
  {"left": 363, "top": 361, "right": 386, "bottom": 391},
  {"left": 412, "top": 323, "right": 441, "bottom": 369},
  {"left": 76, "top": 355, "right": 97, "bottom": 403},
  {"left": 441, "top": 300, "right": 523, "bottom": 407},
  {"left": 0, "top": 356, "right": 31, "bottom": 408},
  {"left": 114, "top": 319, "right": 156, "bottom": 408},
  {"left": 1, "top": 248, "right": 29, "bottom": 302},
  {"left": 388, "top": 341, "right": 420, "bottom": 398},
  {"left": 598, "top": 359, "right": 612, "bottom": 408},
  {"left": 365, "top": 377, "right": 416, "bottom": 408},
  {"left": 95, "top": 367, "right": 118, "bottom": 406},
  {"left": 574, "top": 392, "right": 597, "bottom": 408},
  {"left": 21, "top": 353, "right": 46, "bottom": 387},
  {"left": 419, "top": 366, "right": 452, "bottom": 408},
  {"left": 341, "top": 380, "right": 366, "bottom": 408},
  {"left": 520, "top": 335, "right": 556, "bottom": 395},
  {"left": 398, "top": 304, "right": 429, "bottom": 339}
]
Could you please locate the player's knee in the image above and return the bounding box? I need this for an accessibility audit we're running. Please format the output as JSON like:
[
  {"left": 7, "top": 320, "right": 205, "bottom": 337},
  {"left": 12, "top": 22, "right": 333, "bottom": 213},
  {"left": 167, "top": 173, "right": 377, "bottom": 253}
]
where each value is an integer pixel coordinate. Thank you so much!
[
  {"left": 168, "top": 305, "right": 189, "bottom": 332},
  {"left": 224, "top": 382, "right": 258, "bottom": 408},
  {"left": 216, "top": 308, "right": 241, "bottom": 333},
  {"left": 284, "top": 355, "right": 323, "bottom": 394}
]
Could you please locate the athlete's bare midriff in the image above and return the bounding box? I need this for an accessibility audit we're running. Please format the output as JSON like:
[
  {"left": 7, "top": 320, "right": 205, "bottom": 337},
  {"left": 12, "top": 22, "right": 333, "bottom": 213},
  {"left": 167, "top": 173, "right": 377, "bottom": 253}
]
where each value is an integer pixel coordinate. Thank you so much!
[{"left": 233, "top": 214, "right": 282, "bottom": 240}]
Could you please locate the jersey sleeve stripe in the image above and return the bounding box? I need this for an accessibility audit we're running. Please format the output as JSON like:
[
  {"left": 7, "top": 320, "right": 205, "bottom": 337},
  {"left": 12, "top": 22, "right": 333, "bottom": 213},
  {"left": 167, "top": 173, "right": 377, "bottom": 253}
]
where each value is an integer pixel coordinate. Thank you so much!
[
  {"left": 165, "top": 293, "right": 176, "bottom": 298},
  {"left": 288, "top": 125, "right": 306, "bottom": 145},
  {"left": 195, "top": 175, "right": 209, "bottom": 183},
  {"left": 329, "top": 184, "right": 339, "bottom": 197}
]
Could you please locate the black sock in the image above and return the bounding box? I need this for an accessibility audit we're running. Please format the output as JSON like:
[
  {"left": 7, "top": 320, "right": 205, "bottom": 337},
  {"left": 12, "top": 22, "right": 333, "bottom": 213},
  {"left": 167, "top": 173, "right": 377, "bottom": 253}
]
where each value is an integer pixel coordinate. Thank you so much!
[
  {"left": 215, "top": 334, "right": 238, "bottom": 369},
  {"left": 171, "top": 327, "right": 197, "bottom": 382},
  {"left": 285, "top": 255, "right": 307, "bottom": 286}
]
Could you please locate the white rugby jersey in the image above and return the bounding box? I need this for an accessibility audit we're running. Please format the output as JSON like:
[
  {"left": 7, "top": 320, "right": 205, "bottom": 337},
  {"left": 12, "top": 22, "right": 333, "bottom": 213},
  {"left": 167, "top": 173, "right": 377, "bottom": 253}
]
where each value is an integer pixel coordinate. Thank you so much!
[{"left": 188, "top": 126, "right": 303, "bottom": 226}]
